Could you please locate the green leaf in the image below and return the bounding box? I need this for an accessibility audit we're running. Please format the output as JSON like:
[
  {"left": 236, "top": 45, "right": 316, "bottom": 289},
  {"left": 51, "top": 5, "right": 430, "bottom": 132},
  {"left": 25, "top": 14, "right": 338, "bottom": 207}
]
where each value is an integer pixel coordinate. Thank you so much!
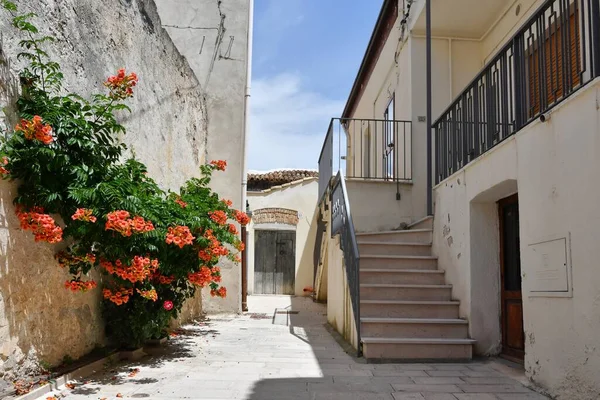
[{"left": 1, "top": 1, "right": 17, "bottom": 11}]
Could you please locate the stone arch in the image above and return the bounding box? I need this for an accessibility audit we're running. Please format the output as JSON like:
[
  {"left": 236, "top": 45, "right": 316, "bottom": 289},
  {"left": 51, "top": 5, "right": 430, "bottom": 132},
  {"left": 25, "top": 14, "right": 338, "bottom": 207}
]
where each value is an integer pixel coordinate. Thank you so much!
[{"left": 252, "top": 208, "right": 299, "bottom": 227}]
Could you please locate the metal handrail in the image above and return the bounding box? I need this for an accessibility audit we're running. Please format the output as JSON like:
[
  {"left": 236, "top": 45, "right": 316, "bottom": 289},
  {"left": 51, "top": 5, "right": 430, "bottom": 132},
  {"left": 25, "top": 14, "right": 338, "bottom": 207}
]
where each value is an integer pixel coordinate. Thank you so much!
[
  {"left": 330, "top": 170, "right": 361, "bottom": 356},
  {"left": 318, "top": 117, "right": 413, "bottom": 202},
  {"left": 434, "top": 0, "right": 600, "bottom": 183}
]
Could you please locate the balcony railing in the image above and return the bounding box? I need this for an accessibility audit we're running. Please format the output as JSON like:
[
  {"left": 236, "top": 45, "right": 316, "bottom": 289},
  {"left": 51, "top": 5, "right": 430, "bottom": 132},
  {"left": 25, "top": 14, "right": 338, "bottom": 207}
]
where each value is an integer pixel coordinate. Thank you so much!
[
  {"left": 330, "top": 170, "right": 361, "bottom": 356},
  {"left": 318, "top": 118, "right": 412, "bottom": 201},
  {"left": 434, "top": 0, "right": 600, "bottom": 183}
]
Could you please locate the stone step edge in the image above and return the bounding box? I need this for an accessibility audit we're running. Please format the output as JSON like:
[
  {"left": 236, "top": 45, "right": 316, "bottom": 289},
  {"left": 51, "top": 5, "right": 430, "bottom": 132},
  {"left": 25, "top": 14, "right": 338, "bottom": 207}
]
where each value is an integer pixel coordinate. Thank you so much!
[
  {"left": 357, "top": 241, "right": 432, "bottom": 246},
  {"left": 356, "top": 229, "right": 432, "bottom": 236},
  {"left": 360, "top": 300, "right": 460, "bottom": 305},
  {"left": 359, "top": 255, "right": 438, "bottom": 260},
  {"left": 360, "top": 317, "right": 468, "bottom": 324},
  {"left": 362, "top": 337, "right": 476, "bottom": 345},
  {"left": 360, "top": 283, "right": 451, "bottom": 288},
  {"left": 12, "top": 352, "right": 121, "bottom": 400},
  {"left": 13, "top": 347, "right": 156, "bottom": 400},
  {"left": 360, "top": 268, "right": 445, "bottom": 274},
  {"left": 407, "top": 215, "right": 434, "bottom": 230}
]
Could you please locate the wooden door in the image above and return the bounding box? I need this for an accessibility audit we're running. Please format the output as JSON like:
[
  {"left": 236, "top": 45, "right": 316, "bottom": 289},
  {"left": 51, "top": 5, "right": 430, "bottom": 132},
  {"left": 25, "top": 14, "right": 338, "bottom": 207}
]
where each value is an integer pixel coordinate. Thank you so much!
[
  {"left": 254, "top": 230, "right": 295, "bottom": 295},
  {"left": 499, "top": 194, "right": 525, "bottom": 361}
]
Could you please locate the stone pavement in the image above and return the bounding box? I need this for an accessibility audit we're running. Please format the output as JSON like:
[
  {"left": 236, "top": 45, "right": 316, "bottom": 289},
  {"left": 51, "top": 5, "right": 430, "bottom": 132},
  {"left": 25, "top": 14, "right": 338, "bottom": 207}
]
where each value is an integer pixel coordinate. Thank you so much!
[{"left": 37, "top": 296, "right": 549, "bottom": 400}]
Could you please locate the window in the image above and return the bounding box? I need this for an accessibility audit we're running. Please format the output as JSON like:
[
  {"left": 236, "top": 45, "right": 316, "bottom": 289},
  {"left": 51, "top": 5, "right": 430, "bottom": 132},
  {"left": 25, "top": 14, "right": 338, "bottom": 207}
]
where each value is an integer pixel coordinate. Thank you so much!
[{"left": 527, "top": 5, "right": 581, "bottom": 118}]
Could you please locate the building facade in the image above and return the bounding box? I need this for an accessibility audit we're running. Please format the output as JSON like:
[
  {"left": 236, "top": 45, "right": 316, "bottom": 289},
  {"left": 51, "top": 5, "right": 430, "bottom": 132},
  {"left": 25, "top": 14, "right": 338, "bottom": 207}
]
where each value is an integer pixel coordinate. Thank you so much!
[
  {"left": 0, "top": 0, "right": 250, "bottom": 378},
  {"left": 155, "top": 0, "right": 252, "bottom": 314},
  {"left": 317, "top": 0, "right": 600, "bottom": 398},
  {"left": 246, "top": 170, "right": 319, "bottom": 297}
]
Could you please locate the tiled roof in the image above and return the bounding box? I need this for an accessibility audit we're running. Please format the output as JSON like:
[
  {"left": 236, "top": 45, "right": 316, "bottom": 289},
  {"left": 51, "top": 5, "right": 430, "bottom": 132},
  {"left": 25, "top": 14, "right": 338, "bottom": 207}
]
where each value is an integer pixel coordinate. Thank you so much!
[{"left": 247, "top": 169, "right": 318, "bottom": 192}]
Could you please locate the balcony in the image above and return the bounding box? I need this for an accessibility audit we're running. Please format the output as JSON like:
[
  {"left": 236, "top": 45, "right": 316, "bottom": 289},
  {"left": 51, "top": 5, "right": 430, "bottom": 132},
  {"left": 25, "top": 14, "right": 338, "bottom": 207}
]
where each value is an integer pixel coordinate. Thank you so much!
[
  {"left": 318, "top": 118, "right": 412, "bottom": 201},
  {"left": 412, "top": 0, "right": 508, "bottom": 39},
  {"left": 434, "top": 0, "right": 600, "bottom": 183}
]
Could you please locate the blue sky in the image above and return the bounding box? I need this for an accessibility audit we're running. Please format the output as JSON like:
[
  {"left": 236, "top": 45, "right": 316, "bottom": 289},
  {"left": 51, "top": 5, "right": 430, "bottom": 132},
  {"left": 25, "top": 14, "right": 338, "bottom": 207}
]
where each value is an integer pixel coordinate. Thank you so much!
[{"left": 248, "top": 0, "right": 381, "bottom": 171}]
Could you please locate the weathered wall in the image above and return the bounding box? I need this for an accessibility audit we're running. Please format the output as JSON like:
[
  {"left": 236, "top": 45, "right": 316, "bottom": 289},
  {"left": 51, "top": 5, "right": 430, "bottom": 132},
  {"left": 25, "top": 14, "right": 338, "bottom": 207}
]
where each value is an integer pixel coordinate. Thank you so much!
[
  {"left": 247, "top": 179, "right": 318, "bottom": 296},
  {"left": 432, "top": 80, "right": 600, "bottom": 399},
  {"left": 0, "top": 0, "right": 225, "bottom": 377},
  {"left": 346, "top": 180, "right": 415, "bottom": 233},
  {"left": 325, "top": 223, "right": 358, "bottom": 351},
  {"left": 154, "top": 0, "right": 250, "bottom": 314}
]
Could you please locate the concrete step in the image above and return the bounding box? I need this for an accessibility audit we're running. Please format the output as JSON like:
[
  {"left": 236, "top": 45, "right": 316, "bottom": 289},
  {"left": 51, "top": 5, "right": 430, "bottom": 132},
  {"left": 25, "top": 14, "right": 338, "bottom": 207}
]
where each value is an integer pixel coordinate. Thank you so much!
[
  {"left": 407, "top": 216, "right": 434, "bottom": 230},
  {"left": 360, "top": 300, "right": 460, "bottom": 318},
  {"left": 360, "top": 284, "right": 452, "bottom": 301},
  {"left": 356, "top": 229, "right": 432, "bottom": 244},
  {"left": 360, "top": 269, "right": 446, "bottom": 285},
  {"left": 360, "top": 318, "right": 469, "bottom": 338},
  {"left": 362, "top": 337, "right": 475, "bottom": 361},
  {"left": 358, "top": 241, "right": 432, "bottom": 257},
  {"left": 360, "top": 255, "right": 438, "bottom": 270}
]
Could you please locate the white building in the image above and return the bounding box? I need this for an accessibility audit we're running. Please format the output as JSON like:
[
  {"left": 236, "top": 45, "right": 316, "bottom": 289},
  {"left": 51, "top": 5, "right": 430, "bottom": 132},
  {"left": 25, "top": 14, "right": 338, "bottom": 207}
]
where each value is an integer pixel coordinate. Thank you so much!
[
  {"left": 246, "top": 170, "right": 319, "bottom": 297},
  {"left": 316, "top": 1, "right": 600, "bottom": 398}
]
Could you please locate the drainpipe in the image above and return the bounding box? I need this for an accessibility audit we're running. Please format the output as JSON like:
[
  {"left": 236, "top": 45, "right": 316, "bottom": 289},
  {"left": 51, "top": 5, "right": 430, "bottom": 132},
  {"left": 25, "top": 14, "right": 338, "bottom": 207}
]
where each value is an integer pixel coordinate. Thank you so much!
[
  {"left": 426, "top": 0, "right": 433, "bottom": 216},
  {"left": 240, "top": 0, "right": 254, "bottom": 312}
]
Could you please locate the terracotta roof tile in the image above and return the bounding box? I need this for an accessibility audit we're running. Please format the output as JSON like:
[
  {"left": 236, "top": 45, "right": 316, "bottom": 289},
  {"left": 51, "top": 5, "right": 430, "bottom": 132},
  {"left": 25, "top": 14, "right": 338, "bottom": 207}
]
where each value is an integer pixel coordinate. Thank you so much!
[{"left": 247, "top": 169, "right": 318, "bottom": 191}]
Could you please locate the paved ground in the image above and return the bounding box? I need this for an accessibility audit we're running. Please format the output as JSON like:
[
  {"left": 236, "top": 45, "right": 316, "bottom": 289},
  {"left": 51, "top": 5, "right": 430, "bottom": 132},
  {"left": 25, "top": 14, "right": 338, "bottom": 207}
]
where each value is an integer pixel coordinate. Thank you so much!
[{"left": 38, "top": 296, "right": 549, "bottom": 400}]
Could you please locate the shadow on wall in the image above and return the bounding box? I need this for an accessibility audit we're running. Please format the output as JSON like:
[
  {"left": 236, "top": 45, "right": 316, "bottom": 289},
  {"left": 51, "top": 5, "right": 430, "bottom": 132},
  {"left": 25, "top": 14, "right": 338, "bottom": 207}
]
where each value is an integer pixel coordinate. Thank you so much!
[
  {"left": 0, "top": 183, "right": 105, "bottom": 373},
  {"left": 296, "top": 204, "right": 320, "bottom": 296},
  {"left": 469, "top": 179, "right": 517, "bottom": 356}
]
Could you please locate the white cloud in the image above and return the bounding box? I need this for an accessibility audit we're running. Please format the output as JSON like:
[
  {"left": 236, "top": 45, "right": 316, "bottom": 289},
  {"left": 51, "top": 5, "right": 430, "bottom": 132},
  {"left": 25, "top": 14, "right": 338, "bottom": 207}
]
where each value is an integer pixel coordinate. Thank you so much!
[{"left": 248, "top": 73, "right": 344, "bottom": 171}]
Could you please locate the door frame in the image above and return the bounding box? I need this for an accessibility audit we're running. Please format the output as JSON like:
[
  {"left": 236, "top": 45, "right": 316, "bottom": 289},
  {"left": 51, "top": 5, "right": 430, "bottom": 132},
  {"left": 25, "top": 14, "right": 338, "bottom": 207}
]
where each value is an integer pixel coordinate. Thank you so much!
[
  {"left": 253, "top": 228, "right": 296, "bottom": 295},
  {"left": 498, "top": 193, "right": 525, "bottom": 363}
]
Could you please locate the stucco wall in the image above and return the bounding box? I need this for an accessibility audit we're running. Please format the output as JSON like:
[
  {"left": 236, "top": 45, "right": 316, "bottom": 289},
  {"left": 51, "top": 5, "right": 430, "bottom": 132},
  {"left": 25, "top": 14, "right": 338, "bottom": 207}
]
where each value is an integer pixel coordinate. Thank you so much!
[
  {"left": 432, "top": 80, "right": 600, "bottom": 399},
  {"left": 325, "top": 228, "right": 358, "bottom": 351},
  {"left": 346, "top": 180, "right": 415, "bottom": 233},
  {"left": 154, "top": 0, "right": 249, "bottom": 314},
  {"left": 247, "top": 179, "right": 318, "bottom": 296},
  {"left": 481, "top": 0, "right": 542, "bottom": 64},
  {"left": 0, "top": 0, "right": 241, "bottom": 377},
  {"left": 344, "top": 9, "right": 483, "bottom": 228}
]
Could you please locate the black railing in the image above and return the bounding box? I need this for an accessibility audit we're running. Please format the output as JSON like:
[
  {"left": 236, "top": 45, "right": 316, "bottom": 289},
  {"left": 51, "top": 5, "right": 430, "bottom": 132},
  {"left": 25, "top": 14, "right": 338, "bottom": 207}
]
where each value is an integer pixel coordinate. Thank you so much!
[
  {"left": 318, "top": 118, "right": 412, "bottom": 201},
  {"left": 434, "top": 0, "right": 600, "bottom": 183},
  {"left": 330, "top": 170, "right": 361, "bottom": 356}
]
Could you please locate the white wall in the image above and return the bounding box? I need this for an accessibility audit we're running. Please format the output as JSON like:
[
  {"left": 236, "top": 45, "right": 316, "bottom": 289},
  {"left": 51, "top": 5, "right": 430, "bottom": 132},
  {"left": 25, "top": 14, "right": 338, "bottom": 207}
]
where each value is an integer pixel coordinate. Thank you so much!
[
  {"left": 247, "top": 180, "right": 318, "bottom": 297},
  {"left": 432, "top": 80, "right": 600, "bottom": 399},
  {"left": 346, "top": 180, "right": 415, "bottom": 233},
  {"left": 325, "top": 222, "right": 359, "bottom": 350},
  {"left": 481, "top": 0, "right": 541, "bottom": 64}
]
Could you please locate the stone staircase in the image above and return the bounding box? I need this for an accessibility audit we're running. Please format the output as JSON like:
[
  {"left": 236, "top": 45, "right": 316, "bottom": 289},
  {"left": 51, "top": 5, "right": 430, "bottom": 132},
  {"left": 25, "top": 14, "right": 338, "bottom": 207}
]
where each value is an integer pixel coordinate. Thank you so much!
[{"left": 357, "top": 217, "right": 475, "bottom": 361}]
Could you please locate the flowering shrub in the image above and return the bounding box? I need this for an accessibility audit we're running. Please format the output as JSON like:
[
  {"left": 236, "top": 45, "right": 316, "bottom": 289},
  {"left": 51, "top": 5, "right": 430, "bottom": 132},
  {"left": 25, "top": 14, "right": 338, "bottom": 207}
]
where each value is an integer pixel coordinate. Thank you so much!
[
  {"left": 15, "top": 115, "right": 53, "bottom": 144},
  {"left": 0, "top": 3, "right": 250, "bottom": 349},
  {"left": 16, "top": 207, "right": 63, "bottom": 243}
]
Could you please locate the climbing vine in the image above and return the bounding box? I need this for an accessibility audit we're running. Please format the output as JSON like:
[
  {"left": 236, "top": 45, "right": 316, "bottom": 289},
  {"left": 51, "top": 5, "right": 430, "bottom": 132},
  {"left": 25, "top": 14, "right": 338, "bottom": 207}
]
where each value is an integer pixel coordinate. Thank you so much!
[{"left": 0, "top": 1, "right": 249, "bottom": 348}]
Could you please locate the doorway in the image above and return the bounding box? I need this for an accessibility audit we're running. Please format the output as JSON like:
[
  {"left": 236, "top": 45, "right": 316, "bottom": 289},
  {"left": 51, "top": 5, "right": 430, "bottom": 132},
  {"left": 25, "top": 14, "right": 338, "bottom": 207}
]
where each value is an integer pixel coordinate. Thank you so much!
[
  {"left": 498, "top": 194, "right": 524, "bottom": 362},
  {"left": 254, "top": 230, "right": 296, "bottom": 295}
]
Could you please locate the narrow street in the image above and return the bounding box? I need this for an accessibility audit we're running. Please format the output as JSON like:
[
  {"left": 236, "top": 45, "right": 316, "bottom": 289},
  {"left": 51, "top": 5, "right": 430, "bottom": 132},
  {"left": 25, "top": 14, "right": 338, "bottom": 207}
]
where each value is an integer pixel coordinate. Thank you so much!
[{"left": 38, "top": 296, "right": 548, "bottom": 400}]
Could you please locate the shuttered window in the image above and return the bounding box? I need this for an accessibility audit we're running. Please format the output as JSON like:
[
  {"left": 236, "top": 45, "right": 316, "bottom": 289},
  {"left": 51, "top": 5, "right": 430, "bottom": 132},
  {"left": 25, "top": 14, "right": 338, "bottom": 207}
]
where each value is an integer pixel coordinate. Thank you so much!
[{"left": 527, "top": 8, "right": 581, "bottom": 118}]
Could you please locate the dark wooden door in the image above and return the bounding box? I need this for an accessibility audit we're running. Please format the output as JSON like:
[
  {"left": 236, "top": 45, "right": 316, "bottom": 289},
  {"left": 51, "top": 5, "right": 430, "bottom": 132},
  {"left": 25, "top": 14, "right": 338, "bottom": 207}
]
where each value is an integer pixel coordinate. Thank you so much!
[
  {"left": 499, "top": 194, "right": 525, "bottom": 361},
  {"left": 254, "top": 230, "right": 295, "bottom": 295}
]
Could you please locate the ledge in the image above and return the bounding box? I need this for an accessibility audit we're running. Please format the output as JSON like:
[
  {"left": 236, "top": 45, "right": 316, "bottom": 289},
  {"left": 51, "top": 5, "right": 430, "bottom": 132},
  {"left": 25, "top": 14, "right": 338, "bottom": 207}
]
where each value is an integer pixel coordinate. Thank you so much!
[{"left": 345, "top": 178, "right": 413, "bottom": 185}]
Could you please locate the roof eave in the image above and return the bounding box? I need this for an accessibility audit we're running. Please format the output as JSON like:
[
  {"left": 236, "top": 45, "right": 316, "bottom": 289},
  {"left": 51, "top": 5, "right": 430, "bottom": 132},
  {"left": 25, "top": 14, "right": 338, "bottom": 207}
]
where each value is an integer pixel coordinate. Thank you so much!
[{"left": 341, "top": 0, "right": 398, "bottom": 119}]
